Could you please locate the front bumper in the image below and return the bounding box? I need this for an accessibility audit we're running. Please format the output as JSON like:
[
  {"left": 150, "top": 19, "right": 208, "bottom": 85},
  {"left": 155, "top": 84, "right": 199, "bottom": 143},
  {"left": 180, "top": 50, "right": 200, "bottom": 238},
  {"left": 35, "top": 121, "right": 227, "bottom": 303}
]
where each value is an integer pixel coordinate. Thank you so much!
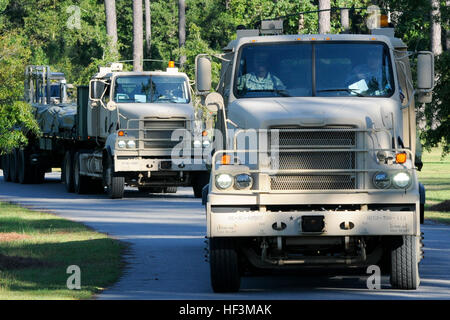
[
  {"left": 208, "top": 208, "right": 416, "bottom": 237},
  {"left": 114, "top": 156, "right": 207, "bottom": 172}
]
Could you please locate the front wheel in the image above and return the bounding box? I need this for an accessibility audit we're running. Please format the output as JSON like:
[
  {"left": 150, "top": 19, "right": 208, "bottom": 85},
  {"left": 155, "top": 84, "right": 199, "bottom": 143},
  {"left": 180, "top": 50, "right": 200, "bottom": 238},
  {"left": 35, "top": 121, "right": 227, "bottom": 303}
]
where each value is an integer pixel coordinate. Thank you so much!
[
  {"left": 104, "top": 156, "right": 124, "bottom": 199},
  {"left": 209, "top": 238, "right": 241, "bottom": 293},
  {"left": 390, "top": 235, "right": 421, "bottom": 289}
]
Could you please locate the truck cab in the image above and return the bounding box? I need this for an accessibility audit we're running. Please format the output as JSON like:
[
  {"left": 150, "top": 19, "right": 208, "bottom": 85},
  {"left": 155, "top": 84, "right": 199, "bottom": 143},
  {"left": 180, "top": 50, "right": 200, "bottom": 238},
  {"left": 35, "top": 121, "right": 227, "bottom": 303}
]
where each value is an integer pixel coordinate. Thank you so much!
[
  {"left": 196, "top": 27, "right": 434, "bottom": 292},
  {"left": 84, "top": 63, "right": 210, "bottom": 198}
]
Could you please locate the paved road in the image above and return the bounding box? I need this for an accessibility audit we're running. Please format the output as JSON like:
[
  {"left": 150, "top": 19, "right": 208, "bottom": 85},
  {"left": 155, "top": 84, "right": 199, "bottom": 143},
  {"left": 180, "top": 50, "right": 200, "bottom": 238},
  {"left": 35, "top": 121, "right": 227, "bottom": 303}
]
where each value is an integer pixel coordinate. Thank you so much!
[{"left": 1, "top": 171, "right": 449, "bottom": 299}]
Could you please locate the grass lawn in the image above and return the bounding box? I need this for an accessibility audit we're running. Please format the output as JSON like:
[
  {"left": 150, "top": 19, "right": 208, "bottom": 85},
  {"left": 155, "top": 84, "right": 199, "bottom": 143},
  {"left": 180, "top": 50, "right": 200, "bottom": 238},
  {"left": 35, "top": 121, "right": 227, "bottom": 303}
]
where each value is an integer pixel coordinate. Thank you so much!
[
  {"left": 0, "top": 202, "right": 126, "bottom": 299},
  {"left": 418, "top": 147, "right": 450, "bottom": 224}
]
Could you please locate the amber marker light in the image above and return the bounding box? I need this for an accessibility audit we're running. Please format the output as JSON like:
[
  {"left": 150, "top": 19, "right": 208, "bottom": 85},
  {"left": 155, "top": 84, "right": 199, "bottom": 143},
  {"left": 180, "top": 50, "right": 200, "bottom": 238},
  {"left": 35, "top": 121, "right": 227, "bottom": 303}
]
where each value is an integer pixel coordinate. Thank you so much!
[
  {"left": 168, "top": 61, "right": 175, "bottom": 68},
  {"left": 221, "top": 155, "right": 231, "bottom": 165},
  {"left": 396, "top": 153, "right": 407, "bottom": 164},
  {"left": 202, "top": 130, "right": 208, "bottom": 137},
  {"left": 118, "top": 130, "right": 125, "bottom": 137},
  {"left": 380, "top": 14, "right": 389, "bottom": 27}
]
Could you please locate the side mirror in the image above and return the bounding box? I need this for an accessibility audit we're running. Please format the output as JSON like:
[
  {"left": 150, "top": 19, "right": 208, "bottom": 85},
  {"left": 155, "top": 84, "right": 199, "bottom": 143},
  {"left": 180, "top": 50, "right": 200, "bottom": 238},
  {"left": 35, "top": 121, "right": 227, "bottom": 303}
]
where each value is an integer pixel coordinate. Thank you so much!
[
  {"left": 89, "top": 79, "right": 107, "bottom": 102},
  {"left": 205, "top": 92, "right": 224, "bottom": 114},
  {"left": 417, "top": 51, "right": 434, "bottom": 91},
  {"left": 195, "top": 55, "right": 211, "bottom": 94}
]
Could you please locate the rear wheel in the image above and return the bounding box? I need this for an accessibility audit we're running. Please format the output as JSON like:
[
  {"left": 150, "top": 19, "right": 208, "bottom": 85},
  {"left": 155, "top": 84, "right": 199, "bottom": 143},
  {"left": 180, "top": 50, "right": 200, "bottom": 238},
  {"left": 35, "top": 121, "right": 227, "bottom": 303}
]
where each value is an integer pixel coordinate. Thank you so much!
[
  {"left": 209, "top": 238, "right": 241, "bottom": 293},
  {"left": 104, "top": 156, "right": 124, "bottom": 199},
  {"left": 31, "top": 165, "right": 45, "bottom": 184},
  {"left": 2, "top": 153, "right": 11, "bottom": 181},
  {"left": 10, "top": 149, "right": 19, "bottom": 182},
  {"left": 18, "top": 149, "right": 33, "bottom": 184},
  {"left": 73, "top": 152, "right": 90, "bottom": 194},
  {"left": 63, "top": 151, "right": 75, "bottom": 192},
  {"left": 390, "top": 235, "right": 421, "bottom": 289}
]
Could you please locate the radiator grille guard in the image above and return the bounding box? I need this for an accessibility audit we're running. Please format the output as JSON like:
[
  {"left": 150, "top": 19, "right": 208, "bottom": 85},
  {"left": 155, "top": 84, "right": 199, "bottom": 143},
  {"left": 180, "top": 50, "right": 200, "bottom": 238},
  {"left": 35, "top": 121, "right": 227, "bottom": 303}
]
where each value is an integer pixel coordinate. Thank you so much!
[
  {"left": 269, "top": 128, "right": 356, "bottom": 190},
  {"left": 116, "top": 117, "right": 193, "bottom": 153},
  {"left": 212, "top": 127, "right": 415, "bottom": 193}
]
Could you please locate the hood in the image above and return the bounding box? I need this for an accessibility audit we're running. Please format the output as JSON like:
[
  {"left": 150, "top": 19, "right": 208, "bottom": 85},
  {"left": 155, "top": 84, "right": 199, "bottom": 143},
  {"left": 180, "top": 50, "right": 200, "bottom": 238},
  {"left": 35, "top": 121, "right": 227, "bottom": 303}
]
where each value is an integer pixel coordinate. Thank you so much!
[
  {"left": 116, "top": 102, "right": 194, "bottom": 128},
  {"left": 227, "top": 97, "right": 398, "bottom": 130}
]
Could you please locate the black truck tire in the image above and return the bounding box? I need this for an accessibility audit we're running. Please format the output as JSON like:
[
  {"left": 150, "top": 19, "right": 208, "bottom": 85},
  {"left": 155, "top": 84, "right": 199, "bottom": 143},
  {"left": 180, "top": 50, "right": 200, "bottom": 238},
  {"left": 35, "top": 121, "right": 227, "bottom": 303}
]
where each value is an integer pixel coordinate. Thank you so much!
[
  {"left": 209, "top": 238, "right": 241, "bottom": 293},
  {"left": 104, "top": 156, "right": 124, "bottom": 199},
  {"left": 73, "top": 152, "right": 90, "bottom": 194},
  {"left": 390, "top": 235, "right": 420, "bottom": 290},
  {"left": 2, "top": 153, "right": 12, "bottom": 182},
  {"left": 31, "top": 165, "right": 45, "bottom": 184},
  {"left": 17, "top": 149, "right": 33, "bottom": 184},
  {"left": 63, "top": 151, "right": 75, "bottom": 192},
  {"left": 192, "top": 172, "right": 210, "bottom": 198},
  {"left": 10, "top": 148, "right": 19, "bottom": 182}
]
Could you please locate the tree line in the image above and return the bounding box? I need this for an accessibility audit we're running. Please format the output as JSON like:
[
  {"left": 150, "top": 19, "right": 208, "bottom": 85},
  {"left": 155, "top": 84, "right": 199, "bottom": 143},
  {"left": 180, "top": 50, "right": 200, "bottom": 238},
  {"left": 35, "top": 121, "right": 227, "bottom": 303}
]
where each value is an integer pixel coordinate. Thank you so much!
[{"left": 0, "top": 0, "right": 448, "bottom": 154}]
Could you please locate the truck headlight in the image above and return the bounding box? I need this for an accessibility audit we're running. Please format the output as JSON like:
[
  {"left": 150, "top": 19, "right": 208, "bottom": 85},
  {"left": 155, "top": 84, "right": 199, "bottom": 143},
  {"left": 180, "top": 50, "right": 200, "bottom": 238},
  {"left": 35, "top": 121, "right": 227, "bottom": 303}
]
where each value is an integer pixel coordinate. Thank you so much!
[
  {"left": 234, "top": 173, "right": 252, "bottom": 189},
  {"left": 373, "top": 171, "right": 391, "bottom": 189},
  {"left": 127, "top": 140, "right": 136, "bottom": 149},
  {"left": 202, "top": 139, "right": 211, "bottom": 148},
  {"left": 215, "top": 173, "right": 233, "bottom": 190},
  {"left": 118, "top": 140, "right": 126, "bottom": 148},
  {"left": 392, "top": 172, "right": 411, "bottom": 188},
  {"left": 193, "top": 140, "right": 202, "bottom": 148}
]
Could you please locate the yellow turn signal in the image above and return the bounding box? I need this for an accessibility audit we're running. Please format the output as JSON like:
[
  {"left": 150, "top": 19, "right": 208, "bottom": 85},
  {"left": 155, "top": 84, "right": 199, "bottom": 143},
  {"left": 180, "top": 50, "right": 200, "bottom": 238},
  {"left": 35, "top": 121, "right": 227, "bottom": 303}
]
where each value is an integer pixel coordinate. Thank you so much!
[{"left": 396, "top": 153, "right": 407, "bottom": 164}]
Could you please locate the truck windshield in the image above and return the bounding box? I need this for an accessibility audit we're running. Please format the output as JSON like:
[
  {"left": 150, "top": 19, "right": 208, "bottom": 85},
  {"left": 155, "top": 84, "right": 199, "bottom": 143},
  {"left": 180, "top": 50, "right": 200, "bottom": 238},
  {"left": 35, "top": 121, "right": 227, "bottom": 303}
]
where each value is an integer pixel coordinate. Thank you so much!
[
  {"left": 114, "top": 75, "right": 190, "bottom": 103},
  {"left": 234, "top": 42, "right": 395, "bottom": 98}
]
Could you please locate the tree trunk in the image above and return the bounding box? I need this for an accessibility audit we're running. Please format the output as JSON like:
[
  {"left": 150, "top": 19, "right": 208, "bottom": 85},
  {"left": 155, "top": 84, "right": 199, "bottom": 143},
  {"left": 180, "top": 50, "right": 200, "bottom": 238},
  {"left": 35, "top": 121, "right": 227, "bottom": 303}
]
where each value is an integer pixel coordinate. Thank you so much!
[
  {"left": 298, "top": 14, "right": 304, "bottom": 33},
  {"left": 318, "top": 0, "right": 331, "bottom": 34},
  {"left": 133, "top": 0, "right": 144, "bottom": 71},
  {"left": 144, "top": 0, "right": 151, "bottom": 58},
  {"left": 178, "top": 0, "right": 186, "bottom": 68},
  {"left": 340, "top": 8, "right": 349, "bottom": 33},
  {"left": 446, "top": 0, "right": 450, "bottom": 51},
  {"left": 430, "top": 0, "right": 443, "bottom": 56},
  {"left": 104, "top": 0, "right": 118, "bottom": 58}
]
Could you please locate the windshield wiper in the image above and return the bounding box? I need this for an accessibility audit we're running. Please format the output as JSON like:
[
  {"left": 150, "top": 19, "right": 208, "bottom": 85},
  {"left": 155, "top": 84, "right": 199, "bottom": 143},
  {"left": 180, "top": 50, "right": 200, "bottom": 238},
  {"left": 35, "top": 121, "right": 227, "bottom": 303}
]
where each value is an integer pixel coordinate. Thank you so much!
[
  {"left": 245, "top": 89, "right": 291, "bottom": 97},
  {"left": 316, "top": 88, "right": 367, "bottom": 97}
]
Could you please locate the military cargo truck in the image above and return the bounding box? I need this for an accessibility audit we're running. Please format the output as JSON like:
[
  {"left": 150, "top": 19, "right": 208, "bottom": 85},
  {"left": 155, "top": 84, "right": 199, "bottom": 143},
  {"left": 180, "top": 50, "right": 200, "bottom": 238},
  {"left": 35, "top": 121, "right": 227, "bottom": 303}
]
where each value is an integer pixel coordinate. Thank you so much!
[
  {"left": 1, "top": 64, "right": 210, "bottom": 199},
  {"left": 196, "top": 24, "right": 434, "bottom": 292}
]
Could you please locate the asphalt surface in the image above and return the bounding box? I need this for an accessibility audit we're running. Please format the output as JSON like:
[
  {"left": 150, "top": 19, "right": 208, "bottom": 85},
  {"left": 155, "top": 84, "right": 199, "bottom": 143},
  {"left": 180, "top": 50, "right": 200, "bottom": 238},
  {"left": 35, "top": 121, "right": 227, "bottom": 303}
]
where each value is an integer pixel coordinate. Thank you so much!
[{"left": 1, "top": 171, "right": 449, "bottom": 299}]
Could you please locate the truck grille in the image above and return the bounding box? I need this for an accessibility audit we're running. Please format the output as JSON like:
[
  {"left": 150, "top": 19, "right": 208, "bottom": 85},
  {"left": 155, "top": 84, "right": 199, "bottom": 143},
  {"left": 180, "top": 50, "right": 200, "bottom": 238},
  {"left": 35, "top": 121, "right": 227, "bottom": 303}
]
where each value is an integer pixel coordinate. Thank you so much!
[
  {"left": 270, "top": 128, "right": 357, "bottom": 190},
  {"left": 142, "top": 119, "right": 186, "bottom": 149}
]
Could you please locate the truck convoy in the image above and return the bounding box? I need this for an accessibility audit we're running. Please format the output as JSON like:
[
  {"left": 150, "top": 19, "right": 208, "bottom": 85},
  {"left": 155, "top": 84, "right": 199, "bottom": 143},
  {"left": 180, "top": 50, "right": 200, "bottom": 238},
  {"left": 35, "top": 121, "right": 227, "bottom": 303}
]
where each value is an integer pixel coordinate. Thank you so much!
[
  {"left": 1, "top": 63, "right": 210, "bottom": 199},
  {"left": 196, "top": 22, "right": 433, "bottom": 292}
]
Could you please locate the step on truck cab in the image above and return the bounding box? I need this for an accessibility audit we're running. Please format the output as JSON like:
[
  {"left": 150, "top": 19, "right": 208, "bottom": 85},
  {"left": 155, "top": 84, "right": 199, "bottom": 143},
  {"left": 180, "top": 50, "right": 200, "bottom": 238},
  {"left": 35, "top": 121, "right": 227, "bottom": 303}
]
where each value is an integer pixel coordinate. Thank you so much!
[{"left": 195, "top": 24, "right": 434, "bottom": 292}]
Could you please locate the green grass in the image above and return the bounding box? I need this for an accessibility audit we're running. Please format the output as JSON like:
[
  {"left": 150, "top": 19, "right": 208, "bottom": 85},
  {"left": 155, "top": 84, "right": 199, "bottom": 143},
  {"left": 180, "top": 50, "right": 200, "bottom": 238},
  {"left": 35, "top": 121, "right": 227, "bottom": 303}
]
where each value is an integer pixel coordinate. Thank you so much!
[
  {"left": 0, "top": 202, "right": 126, "bottom": 299},
  {"left": 418, "top": 147, "right": 450, "bottom": 224}
]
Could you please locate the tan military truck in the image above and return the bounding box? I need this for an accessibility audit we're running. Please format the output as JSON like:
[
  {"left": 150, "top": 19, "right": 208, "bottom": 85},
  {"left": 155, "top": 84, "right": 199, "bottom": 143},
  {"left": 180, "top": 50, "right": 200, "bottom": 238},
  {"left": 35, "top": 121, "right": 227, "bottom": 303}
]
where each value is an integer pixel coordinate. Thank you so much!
[
  {"left": 1, "top": 63, "right": 210, "bottom": 199},
  {"left": 195, "top": 25, "right": 433, "bottom": 292}
]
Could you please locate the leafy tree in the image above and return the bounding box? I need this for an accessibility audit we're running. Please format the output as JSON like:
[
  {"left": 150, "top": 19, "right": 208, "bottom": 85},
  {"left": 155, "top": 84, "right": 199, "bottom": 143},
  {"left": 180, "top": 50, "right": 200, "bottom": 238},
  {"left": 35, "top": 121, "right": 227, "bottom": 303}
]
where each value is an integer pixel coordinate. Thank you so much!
[{"left": 0, "top": 32, "right": 39, "bottom": 153}]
